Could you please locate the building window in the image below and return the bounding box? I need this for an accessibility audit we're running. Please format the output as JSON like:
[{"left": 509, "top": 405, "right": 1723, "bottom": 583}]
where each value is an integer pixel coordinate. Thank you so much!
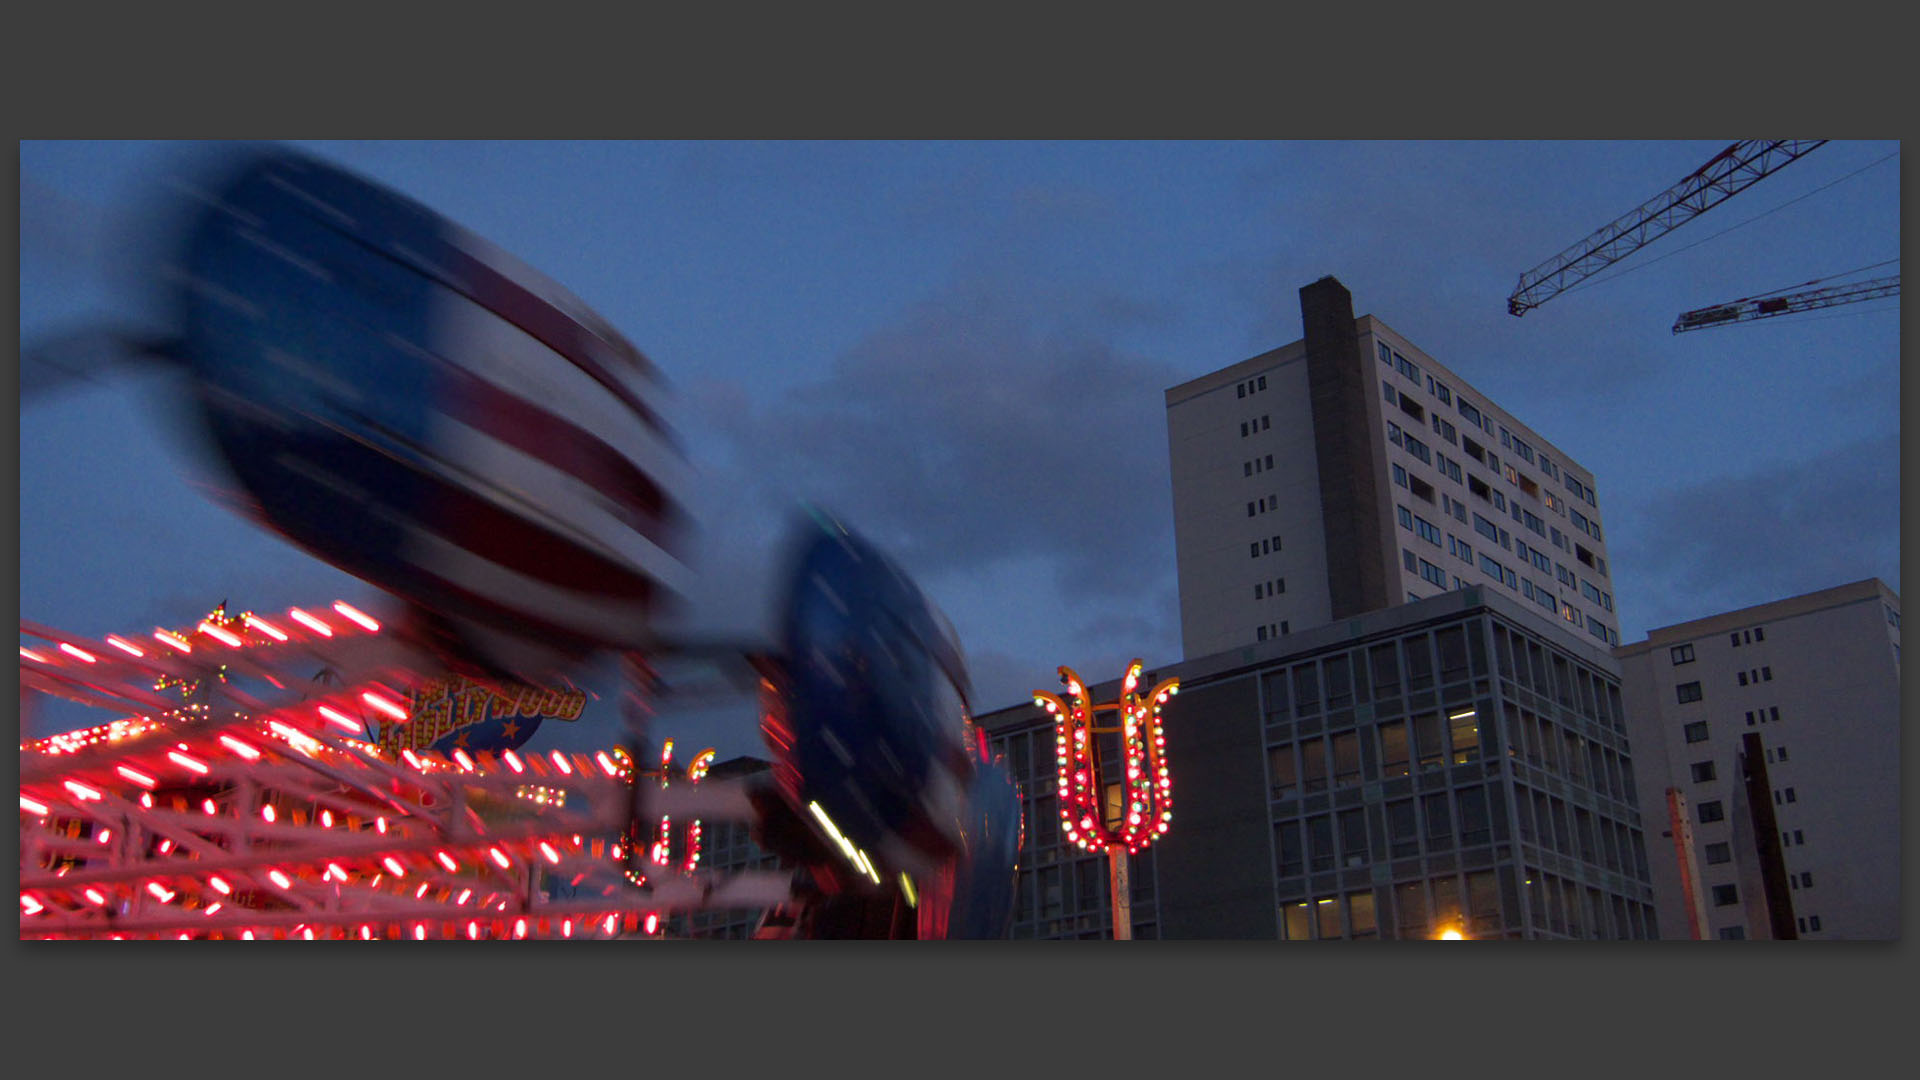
[
  {"left": 1392, "top": 464, "right": 1408, "bottom": 489},
  {"left": 1258, "top": 375, "right": 1267, "bottom": 390},
  {"left": 1784, "top": 787, "right": 1795, "bottom": 803},
  {"left": 1719, "top": 926, "right": 1747, "bottom": 940},
  {"left": 1669, "top": 643, "right": 1695, "bottom": 665},
  {"left": 1776, "top": 746, "right": 1788, "bottom": 761},
  {"left": 1729, "top": 632, "right": 1740, "bottom": 647},
  {"left": 1238, "top": 383, "right": 1246, "bottom": 398},
  {"left": 1676, "top": 681, "right": 1703, "bottom": 704},
  {"left": 1799, "top": 871, "right": 1813, "bottom": 887},
  {"left": 1809, "top": 915, "right": 1821, "bottom": 932},
  {"left": 1794, "top": 829, "right": 1804, "bottom": 844},
  {"left": 1761, "top": 666, "right": 1772, "bottom": 681},
  {"left": 1738, "top": 671, "right": 1748, "bottom": 686},
  {"left": 1690, "top": 761, "right": 1716, "bottom": 783},
  {"left": 1698, "top": 800, "right": 1724, "bottom": 823},
  {"left": 1711, "top": 884, "right": 1739, "bottom": 906},
  {"left": 1257, "top": 625, "right": 1268, "bottom": 642},
  {"left": 1704, "top": 842, "right": 1731, "bottom": 864},
  {"left": 1753, "top": 626, "right": 1764, "bottom": 642}
]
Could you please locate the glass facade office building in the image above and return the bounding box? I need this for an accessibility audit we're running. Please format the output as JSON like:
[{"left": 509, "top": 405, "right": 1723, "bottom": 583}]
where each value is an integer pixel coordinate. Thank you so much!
[{"left": 981, "top": 588, "right": 1659, "bottom": 939}]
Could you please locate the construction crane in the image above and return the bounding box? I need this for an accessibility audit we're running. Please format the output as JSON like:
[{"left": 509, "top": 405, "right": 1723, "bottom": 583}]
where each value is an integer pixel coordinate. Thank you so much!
[
  {"left": 1508, "top": 140, "right": 1828, "bottom": 317},
  {"left": 1672, "top": 273, "right": 1899, "bottom": 333}
]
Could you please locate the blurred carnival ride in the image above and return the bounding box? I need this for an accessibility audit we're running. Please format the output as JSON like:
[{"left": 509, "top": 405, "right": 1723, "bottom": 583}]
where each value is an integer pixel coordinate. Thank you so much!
[{"left": 19, "top": 144, "right": 1020, "bottom": 939}]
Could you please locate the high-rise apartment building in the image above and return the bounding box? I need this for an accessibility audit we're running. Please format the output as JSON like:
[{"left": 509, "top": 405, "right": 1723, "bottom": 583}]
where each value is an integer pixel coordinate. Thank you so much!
[
  {"left": 1167, "top": 276, "right": 1618, "bottom": 660},
  {"left": 1615, "top": 579, "right": 1901, "bottom": 940},
  {"left": 980, "top": 588, "right": 1658, "bottom": 939}
]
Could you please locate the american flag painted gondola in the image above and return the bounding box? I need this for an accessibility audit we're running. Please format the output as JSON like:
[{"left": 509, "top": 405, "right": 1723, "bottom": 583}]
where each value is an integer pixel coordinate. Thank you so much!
[
  {"left": 761, "top": 514, "right": 982, "bottom": 881},
  {"left": 170, "top": 146, "right": 689, "bottom": 681}
]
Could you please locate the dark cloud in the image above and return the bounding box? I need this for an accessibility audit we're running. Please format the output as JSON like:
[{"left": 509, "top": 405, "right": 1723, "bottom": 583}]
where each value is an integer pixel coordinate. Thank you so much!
[
  {"left": 687, "top": 281, "right": 1187, "bottom": 605},
  {"left": 1609, "top": 434, "right": 1900, "bottom": 636},
  {"left": 664, "top": 279, "right": 1196, "bottom": 711}
]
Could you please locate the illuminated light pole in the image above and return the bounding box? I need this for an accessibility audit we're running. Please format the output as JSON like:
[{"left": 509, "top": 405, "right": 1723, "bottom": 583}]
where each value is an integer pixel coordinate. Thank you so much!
[{"left": 1033, "top": 658, "right": 1177, "bottom": 940}]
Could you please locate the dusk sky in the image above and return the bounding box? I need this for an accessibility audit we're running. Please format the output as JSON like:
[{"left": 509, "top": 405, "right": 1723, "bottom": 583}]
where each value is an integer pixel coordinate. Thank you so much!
[{"left": 18, "top": 139, "right": 1901, "bottom": 759}]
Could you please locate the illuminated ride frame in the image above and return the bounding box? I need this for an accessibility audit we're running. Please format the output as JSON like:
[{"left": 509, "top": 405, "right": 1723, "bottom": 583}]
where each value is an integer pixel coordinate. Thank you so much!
[
  {"left": 18, "top": 603, "right": 788, "bottom": 941},
  {"left": 1032, "top": 660, "right": 1176, "bottom": 941}
]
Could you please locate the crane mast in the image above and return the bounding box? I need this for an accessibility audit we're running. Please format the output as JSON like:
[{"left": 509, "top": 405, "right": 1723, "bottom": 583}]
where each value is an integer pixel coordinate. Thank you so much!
[
  {"left": 1508, "top": 140, "right": 1827, "bottom": 316},
  {"left": 1671, "top": 274, "right": 1899, "bottom": 333}
]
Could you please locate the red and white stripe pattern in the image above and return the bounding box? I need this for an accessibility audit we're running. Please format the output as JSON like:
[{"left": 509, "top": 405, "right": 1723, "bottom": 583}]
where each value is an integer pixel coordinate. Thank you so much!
[{"left": 332, "top": 224, "right": 696, "bottom": 677}]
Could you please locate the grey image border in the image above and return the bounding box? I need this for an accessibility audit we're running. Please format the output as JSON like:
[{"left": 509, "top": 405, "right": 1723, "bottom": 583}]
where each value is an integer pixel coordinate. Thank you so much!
[{"left": 6, "top": 9, "right": 1912, "bottom": 1076}]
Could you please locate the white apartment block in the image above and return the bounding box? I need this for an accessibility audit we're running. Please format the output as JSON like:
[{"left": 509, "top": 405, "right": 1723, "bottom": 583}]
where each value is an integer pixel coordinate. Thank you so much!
[
  {"left": 1166, "top": 276, "right": 1618, "bottom": 661},
  {"left": 1616, "top": 579, "right": 1901, "bottom": 940}
]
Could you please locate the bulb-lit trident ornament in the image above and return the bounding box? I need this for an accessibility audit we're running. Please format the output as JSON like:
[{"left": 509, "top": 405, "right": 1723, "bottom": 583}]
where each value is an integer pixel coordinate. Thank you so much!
[{"left": 1033, "top": 659, "right": 1177, "bottom": 939}]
